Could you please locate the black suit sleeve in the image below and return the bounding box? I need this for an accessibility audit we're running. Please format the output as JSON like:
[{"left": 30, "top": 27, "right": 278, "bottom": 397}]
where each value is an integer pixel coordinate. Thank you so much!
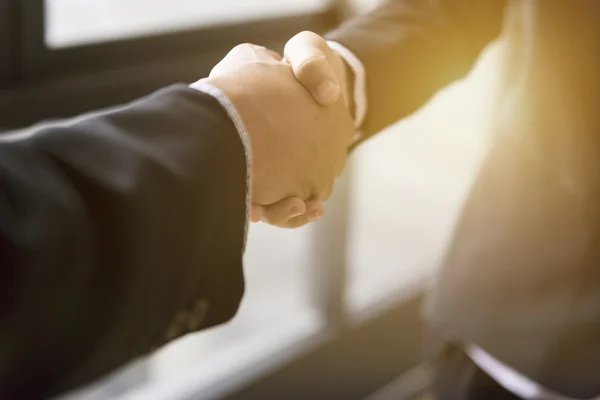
[
  {"left": 326, "top": 0, "right": 507, "bottom": 141},
  {"left": 0, "top": 84, "right": 248, "bottom": 399}
]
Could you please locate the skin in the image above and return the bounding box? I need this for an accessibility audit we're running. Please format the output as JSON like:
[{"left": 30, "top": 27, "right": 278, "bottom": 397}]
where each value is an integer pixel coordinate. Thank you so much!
[
  {"left": 253, "top": 31, "right": 355, "bottom": 228},
  {"left": 204, "top": 43, "right": 354, "bottom": 217}
]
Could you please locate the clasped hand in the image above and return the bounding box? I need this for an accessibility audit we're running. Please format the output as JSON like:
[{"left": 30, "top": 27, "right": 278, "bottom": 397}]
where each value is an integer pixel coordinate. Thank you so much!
[{"left": 202, "top": 32, "right": 352, "bottom": 229}]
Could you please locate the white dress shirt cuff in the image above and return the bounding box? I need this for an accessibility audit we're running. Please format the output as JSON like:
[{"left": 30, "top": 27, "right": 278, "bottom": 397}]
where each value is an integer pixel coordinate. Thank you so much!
[
  {"left": 189, "top": 81, "right": 251, "bottom": 252},
  {"left": 326, "top": 40, "right": 367, "bottom": 140},
  {"left": 466, "top": 345, "right": 596, "bottom": 400}
]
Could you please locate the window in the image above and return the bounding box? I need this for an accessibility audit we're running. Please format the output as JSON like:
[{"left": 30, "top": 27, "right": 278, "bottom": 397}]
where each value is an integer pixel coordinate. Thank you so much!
[
  {"left": 45, "top": 0, "right": 332, "bottom": 48},
  {"left": 3, "top": 0, "right": 338, "bottom": 127},
  {"left": 345, "top": 42, "right": 503, "bottom": 319}
]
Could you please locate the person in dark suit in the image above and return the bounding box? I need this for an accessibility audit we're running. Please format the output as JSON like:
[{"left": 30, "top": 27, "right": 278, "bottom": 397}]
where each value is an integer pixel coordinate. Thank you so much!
[
  {"left": 263, "top": 1, "right": 600, "bottom": 398},
  {"left": 0, "top": 44, "right": 354, "bottom": 399}
]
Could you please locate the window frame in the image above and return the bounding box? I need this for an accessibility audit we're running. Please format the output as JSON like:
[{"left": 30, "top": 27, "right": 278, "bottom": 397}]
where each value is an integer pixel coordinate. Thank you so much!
[
  {"left": 1, "top": 1, "right": 341, "bottom": 128},
  {"left": 223, "top": 294, "right": 426, "bottom": 400},
  {"left": 18, "top": 0, "right": 339, "bottom": 82}
]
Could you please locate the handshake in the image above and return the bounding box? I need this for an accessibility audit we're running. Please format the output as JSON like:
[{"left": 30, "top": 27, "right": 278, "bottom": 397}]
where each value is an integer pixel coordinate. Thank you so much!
[{"left": 199, "top": 32, "right": 355, "bottom": 229}]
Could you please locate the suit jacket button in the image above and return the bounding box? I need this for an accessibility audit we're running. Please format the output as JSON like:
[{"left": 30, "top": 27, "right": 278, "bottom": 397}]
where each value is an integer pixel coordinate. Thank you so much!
[
  {"left": 165, "top": 311, "right": 189, "bottom": 341},
  {"left": 187, "top": 299, "right": 210, "bottom": 331}
]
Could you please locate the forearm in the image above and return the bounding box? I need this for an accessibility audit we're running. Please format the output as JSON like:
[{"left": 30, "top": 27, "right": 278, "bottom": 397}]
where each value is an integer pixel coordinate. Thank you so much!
[
  {"left": 326, "top": 0, "right": 506, "bottom": 141},
  {"left": 0, "top": 85, "right": 248, "bottom": 398}
]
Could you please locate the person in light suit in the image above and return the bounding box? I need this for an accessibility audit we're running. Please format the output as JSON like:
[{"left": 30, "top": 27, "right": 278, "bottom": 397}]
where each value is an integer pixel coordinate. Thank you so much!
[{"left": 267, "top": 1, "right": 600, "bottom": 398}]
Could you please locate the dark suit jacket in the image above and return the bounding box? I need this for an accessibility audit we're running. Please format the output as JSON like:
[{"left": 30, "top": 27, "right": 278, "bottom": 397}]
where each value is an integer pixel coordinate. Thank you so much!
[
  {"left": 0, "top": 85, "right": 248, "bottom": 399},
  {"left": 328, "top": 1, "right": 600, "bottom": 397}
]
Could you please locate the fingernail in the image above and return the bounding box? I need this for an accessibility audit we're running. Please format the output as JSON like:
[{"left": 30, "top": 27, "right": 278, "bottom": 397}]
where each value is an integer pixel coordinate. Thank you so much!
[
  {"left": 317, "top": 80, "right": 339, "bottom": 103},
  {"left": 307, "top": 211, "right": 322, "bottom": 222},
  {"left": 250, "top": 211, "right": 261, "bottom": 223}
]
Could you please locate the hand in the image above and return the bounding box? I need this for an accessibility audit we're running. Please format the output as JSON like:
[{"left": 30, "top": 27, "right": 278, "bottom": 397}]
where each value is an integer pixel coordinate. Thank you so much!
[
  {"left": 253, "top": 31, "right": 354, "bottom": 228},
  {"left": 285, "top": 31, "right": 352, "bottom": 109},
  {"left": 204, "top": 44, "right": 354, "bottom": 219}
]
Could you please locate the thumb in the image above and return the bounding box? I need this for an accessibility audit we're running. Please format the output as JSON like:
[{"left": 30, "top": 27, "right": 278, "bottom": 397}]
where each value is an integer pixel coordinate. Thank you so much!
[{"left": 284, "top": 31, "right": 340, "bottom": 105}]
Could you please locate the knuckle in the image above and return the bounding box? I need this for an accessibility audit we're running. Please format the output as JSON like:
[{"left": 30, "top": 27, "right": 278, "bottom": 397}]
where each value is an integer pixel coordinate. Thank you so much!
[
  {"left": 293, "top": 30, "right": 315, "bottom": 42},
  {"left": 298, "top": 55, "right": 329, "bottom": 71},
  {"left": 286, "top": 217, "right": 309, "bottom": 229},
  {"left": 295, "top": 31, "right": 326, "bottom": 46},
  {"left": 262, "top": 205, "right": 288, "bottom": 224},
  {"left": 231, "top": 43, "right": 251, "bottom": 52},
  {"left": 230, "top": 43, "right": 263, "bottom": 55},
  {"left": 286, "top": 31, "right": 329, "bottom": 57}
]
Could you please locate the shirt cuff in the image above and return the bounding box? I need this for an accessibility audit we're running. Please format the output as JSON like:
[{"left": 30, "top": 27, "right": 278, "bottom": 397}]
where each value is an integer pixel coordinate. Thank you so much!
[
  {"left": 466, "top": 345, "right": 546, "bottom": 400},
  {"left": 326, "top": 40, "right": 367, "bottom": 141},
  {"left": 189, "top": 81, "right": 251, "bottom": 252}
]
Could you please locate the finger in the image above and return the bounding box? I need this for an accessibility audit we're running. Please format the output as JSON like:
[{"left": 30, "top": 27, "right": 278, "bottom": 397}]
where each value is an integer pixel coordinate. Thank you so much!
[
  {"left": 266, "top": 49, "right": 283, "bottom": 61},
  {"left": 306, "top": 200, "right": 325, "bottom": 217},
  {"left": 211, "top": 44, "right": 280, "bottom": 77},
  {"left": 280, "top": 201, "right": 325, "bottom": 229},
  {"left": 245, "top": 44, "right": 282, "bottom": 63},
  {"left": 319, "top": 181, "right": 335, "bottom": 203},
  {"left": 261, "top": 197, "right": 307, "bottom": 226},
  {"left": 250, "top": 204, "right": 263, "bottom": 223},
  {"left": 284, "top": 31, "right": 340, "bottom": 105}
]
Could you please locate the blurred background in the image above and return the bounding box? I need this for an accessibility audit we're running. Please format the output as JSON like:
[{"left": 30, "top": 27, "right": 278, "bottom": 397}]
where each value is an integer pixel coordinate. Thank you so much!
[{"left": 1, "top": 0, "right": 502, "bottom": 398}]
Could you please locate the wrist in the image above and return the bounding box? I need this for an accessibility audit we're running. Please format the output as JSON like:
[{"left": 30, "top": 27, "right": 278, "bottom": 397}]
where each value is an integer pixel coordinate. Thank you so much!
[{"left": 203, "top": 76, "right": 267, "bottom": 188}]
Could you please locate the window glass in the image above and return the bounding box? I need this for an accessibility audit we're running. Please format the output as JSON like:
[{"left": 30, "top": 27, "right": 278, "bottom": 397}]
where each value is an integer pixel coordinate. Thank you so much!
[{"left": 45, "top": 0, "right": 331, "bottom": 48}]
